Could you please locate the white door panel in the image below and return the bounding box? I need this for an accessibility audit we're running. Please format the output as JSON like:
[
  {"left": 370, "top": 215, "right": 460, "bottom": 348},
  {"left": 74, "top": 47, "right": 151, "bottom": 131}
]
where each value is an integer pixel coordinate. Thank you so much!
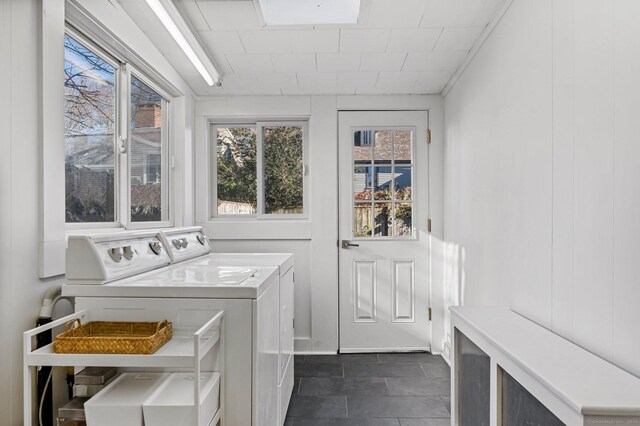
[{"left": 339, "top": 111, "right": 430, "bottom": 352}]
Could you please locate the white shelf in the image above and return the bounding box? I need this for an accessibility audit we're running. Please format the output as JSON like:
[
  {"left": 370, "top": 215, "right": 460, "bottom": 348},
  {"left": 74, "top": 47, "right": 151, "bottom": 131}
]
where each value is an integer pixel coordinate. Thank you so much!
[
  {"left": 26, "top": 332, "right": 219, "bottom": 368},
  {"left": 23, "top": 309, "right": 225, "bottom": 426}
]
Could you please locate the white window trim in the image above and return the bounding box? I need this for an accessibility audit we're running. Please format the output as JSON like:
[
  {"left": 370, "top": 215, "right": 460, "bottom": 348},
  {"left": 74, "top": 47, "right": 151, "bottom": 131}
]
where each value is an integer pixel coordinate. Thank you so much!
[
  {"left": 195, "top": 116, "right": 312, "bottom": 240},
  {"left": 210, "top": 120, "right": 310, "bottom": 221}
]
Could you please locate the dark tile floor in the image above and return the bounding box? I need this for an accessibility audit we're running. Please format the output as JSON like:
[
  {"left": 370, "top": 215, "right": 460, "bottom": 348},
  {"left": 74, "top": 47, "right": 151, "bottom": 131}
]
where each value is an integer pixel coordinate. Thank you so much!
[{"left": 286, "top": 353, "right": 451, "bottom": 426}]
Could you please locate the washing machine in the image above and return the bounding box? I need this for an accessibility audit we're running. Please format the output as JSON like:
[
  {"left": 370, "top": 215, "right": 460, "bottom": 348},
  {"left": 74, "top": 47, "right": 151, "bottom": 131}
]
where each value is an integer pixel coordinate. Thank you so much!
[{"left": 63, "top": 227, "right": 288, "bottom": 426}]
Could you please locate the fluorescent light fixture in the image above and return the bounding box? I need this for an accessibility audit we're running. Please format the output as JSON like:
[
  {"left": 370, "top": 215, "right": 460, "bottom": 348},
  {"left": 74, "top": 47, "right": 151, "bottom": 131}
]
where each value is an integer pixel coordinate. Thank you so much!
[
  {"left": 256, "top": 0, "right": 361, "bottom": 25},
  {"left": 146, "top": 0, "right": 221, "bottom": 86}
]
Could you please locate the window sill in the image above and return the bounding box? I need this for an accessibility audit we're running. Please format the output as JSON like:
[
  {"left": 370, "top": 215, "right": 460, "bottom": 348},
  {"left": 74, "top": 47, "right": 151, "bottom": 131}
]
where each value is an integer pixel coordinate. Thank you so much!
[{"left": 198, "top": 220, "right": 312, "bottom": 240}]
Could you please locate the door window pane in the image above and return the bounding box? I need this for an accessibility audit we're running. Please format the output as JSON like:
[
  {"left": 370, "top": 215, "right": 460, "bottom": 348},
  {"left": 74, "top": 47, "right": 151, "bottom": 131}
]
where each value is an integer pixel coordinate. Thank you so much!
[
  {"left": 394, "top": 166, "right": 412, "bottom": 200},
  {"left": 130, "top": 75, "right": 166, "bottom": 222},
  {"left": 373, "top": 131, "right": 393, "bottom": 164},
  {"left": 216, "top": 127, "right": 257, "bottom": 215},
  {"left": 373, "top": 167, "right": 392, "bottom": 200},
  {"left": 354, "top": 166, "right": 372, "bottom": 201},
  {"left": 352, "top": 127, "right": 415, "bottom": 238},
  {"left": 353, "top": 130, "right": 373, "bottom": 164},
  {"left": 64, "top": 34, "right": 116, "bottom": 223},
  {"left": 394, "top": 130, "right": 413, "bottom": 164},
  {"left": 263, "top": 126, "right": 304, "bottom": 214},
  {"left": 354, "top": 204, "right": 372, "bottom": 237},
  {"left": 374, "top": 203, "right": 392, "bottom": 237},
  {"left": 394, "top": 203, "right": 413, "bottom": 236}
]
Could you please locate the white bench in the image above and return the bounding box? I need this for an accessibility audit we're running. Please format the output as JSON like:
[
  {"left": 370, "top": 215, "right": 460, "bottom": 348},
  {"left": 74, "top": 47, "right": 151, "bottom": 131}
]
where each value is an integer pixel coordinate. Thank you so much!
[{"left": 450, "top": 306, "right": 640, "bottom": 425}]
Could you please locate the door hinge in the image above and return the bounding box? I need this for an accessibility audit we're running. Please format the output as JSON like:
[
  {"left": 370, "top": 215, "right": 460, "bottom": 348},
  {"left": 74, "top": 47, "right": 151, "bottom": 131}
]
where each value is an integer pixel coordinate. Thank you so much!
[
  {"left": 428, "top": 308, "right": 432, "bottom": 321},
  {"left": 427, "top": 128, "right": 431, "bottom": 144},
  {"left": 427, "top": 218, "right": 432, "bottom": 233}
]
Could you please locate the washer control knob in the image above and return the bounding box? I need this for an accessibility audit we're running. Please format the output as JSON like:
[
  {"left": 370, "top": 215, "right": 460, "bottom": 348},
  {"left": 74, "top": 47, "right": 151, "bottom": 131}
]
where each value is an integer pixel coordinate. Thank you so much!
[
  {"left": 122, "top": 245, "right": 134, "bottom": 260},
  {"left": 149, "top": 241, "right": 163, "bottom": 255},
  {"left": 108, "top": 247, "right": 123, "bottom": 263},
  {"left": 172, "top": 239, "right": 182, "bottom": 249},
  {"left": 180, "top": 238, "right": 189, "bottom": 249},
  {"left": 196, "top": 234, "right": 207, "bottom": 245}
]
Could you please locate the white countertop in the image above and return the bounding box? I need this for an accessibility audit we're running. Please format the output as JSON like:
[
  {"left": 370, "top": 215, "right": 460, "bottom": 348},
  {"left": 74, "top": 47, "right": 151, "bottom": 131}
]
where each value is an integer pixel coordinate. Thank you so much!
[
  {"left": 200, "top": 253, "right": 294, "bottom": 276},
  {"left": 63, "top": 263, "right": 279, "bottom": 299},
  {"left": 451, "top": 306, "right": 640, "bottom": 416}
]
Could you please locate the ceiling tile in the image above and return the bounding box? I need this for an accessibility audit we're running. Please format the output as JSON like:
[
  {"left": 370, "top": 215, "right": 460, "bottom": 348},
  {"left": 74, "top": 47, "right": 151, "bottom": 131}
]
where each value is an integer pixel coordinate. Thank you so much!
[
  {"left": 297, "top": 72, "right": 338, "bottom": 90},
  {"left": 212, "top": 55, "right": 234, "bottom": 74},
  {"left": 226, "top": 54, "right": 274, "bottom": 73},
  {"left": 316, "top": 53, "right": 362, "bottom": 72},
  {"left": 339, "top": 29, "right": 391, "bottom": 53},
  {"left": 219, "top": 73, "right": 259, "bottom": 89},
  {"left": 281, "top": 87, "right": 356, "bottom": 95},
  {"left": 413, "top": 70, "right": 454, "bottom": 93},
  {"left": 162, "top": 52, "right": 199, "bottom": 76},
  {"left": 239, "top": 30, "right": 292, "bottom": 54},
  {"left": 338, "top": 72, "right": 379, "bottom": 89},
  {"left": 119, "top": 2, "right": 166, "bottom": 34},
  {"left": 377, "top": 71, "right": 420, "bottom": 90},
  {"left": 289, "top": 30, "right": 340, "bottom": 53},
  {"left": 433, "top": 27, "right": 484, "bottom": 51},
  {"left": 360, "top": 52, "right": 407, "bottom": 71},
  {"left": 271, "top": 54, "right": 317, "bottom": 73},
  {"left": 142, "top": 30, "right": 182, "bottom": 56},
  {"left": 213, "top": 74, "right": 281, "bottom": 95},
  {"left": 199, "top": 31, "right": 246, "bottom": 55},
  {"left": 365, "top": 0, "right": 430, "bottom": 28},
  {"left": 420, "top": 0, "right": 499, "bottom": 28},
  {"left": 177, "top": 2, "right": 210, "bottom": 31},
  {"left": 196, "top": 0, "right": 261, "bottom": 30},
  {"left": 255, "top": 73, "right": 299, "bottom": 89},
  {"left": 386, "top": 28, "right": 442, "bottom": 52},
  {"left": 403, "top": 51, "right": 467, "bottom": 71}
]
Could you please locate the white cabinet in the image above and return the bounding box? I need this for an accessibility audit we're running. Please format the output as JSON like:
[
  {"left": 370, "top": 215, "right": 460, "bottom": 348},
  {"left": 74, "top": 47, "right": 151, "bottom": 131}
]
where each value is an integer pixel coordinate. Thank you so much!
[
  {"left": 451, "top": 306, "right": 640, "bottom": 426},
  {"left": 23, "top": 309, "right": 224, "bottom": 426}
]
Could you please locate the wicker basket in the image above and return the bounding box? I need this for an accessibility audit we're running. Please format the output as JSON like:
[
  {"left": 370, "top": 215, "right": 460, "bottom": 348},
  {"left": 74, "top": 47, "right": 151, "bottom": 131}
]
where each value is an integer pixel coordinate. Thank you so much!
[{"left": 54, "top": 319, "right": 173, "bottom": 354}]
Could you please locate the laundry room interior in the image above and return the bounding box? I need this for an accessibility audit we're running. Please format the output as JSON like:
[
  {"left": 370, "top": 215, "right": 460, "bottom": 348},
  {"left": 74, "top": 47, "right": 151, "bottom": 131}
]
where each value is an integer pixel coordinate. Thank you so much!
[{"left": 2, "top": 0, "right": 640, "bottom": 425}]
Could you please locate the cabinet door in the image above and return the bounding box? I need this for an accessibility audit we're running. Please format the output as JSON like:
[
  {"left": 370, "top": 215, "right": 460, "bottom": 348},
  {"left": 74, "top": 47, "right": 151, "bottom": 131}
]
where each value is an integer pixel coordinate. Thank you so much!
[{"left": 280, "top": 268, "right": 295, "bottom": 381}]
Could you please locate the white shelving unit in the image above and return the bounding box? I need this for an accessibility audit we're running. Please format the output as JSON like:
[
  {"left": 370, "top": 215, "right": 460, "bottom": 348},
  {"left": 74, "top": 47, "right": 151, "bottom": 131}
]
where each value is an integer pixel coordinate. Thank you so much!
[{"left": 24, "top": 309, "right": 225, "bottom": 426}]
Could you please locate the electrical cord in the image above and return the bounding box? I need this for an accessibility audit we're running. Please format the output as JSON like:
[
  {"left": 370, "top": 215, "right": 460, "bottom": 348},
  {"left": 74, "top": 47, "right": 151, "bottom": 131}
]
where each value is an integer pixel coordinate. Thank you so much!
[{"left": 39, "top": 367, "right": 53, "bottom": 426}]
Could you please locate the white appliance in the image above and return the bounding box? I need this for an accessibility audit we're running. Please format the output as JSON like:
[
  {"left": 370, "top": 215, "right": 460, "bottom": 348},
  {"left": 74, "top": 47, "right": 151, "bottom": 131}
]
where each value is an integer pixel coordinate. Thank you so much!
[
  {"left": 188, "top": 252, "right": 295, "bottom": 426},
  {"left": 62, "top": 227, "right": 294, "bottom": 426}
]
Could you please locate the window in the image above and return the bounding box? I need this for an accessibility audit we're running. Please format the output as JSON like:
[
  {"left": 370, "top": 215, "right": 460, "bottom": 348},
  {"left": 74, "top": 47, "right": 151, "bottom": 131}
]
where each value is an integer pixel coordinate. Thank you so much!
[
  {"left": 352, "top": 129, "right": 414, "bottom": 238},
  {"left": 64, "top": 33, "right": 117, "bottom": 223},
  {"left": 130, "top": 76, "right": 168, "bottom": 222},
  {"left": 212, "top": 122, "right": 307, "bottom": 218},
  {"left": 63, "top": 28, "right": 171, "bottom": 227}
]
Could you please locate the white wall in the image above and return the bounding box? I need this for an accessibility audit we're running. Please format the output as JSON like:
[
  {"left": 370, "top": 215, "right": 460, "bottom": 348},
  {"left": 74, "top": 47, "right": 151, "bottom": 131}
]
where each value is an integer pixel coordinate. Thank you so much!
[
  {"left": 196, "top": 94, "right": 445, "bottom": 354},
  {"left": 0, "top": 1, "right": 194, "bottom": 424},
  {"left": 444, "top": 0, "right": 640, "bottom": 378}
]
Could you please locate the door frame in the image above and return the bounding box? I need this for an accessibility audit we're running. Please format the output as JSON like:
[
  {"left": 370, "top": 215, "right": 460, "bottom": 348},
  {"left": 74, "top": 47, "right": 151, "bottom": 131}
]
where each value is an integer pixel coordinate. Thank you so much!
[{"left": 336, "top": 109, "right": 432, "bottom": 353}]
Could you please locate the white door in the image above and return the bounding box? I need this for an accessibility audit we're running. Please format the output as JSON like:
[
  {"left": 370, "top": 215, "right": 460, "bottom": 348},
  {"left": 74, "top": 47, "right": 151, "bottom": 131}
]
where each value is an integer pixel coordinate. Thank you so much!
[{"left": 338, "top": 111, "right": 430, "bottom": 352}]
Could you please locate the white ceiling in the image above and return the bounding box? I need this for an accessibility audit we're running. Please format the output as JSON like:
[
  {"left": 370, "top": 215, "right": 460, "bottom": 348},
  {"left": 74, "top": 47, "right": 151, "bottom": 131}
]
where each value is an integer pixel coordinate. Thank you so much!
[{"left": 118, "top": 0, "right": 502, "bottom": 96}]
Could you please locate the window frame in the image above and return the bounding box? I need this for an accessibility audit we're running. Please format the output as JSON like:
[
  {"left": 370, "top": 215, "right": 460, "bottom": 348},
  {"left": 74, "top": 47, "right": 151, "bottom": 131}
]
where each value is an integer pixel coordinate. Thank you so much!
[
  {"left": 63, "top": 24, "right": 173, "bottom": 231},
  {"left": 209, "top": 120, "right": 309, "bottom": 221}
]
